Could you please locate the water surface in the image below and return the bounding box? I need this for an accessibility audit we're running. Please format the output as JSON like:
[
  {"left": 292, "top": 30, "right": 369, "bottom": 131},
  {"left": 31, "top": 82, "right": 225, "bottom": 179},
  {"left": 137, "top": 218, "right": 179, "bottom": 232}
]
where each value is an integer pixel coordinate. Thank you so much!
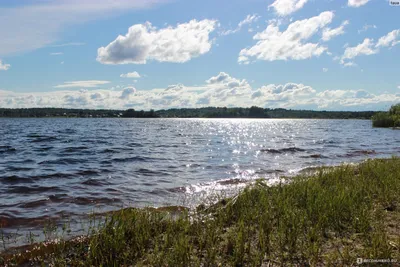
[{"left": 0, "top": 118, "right": 399, "bottom": 246}]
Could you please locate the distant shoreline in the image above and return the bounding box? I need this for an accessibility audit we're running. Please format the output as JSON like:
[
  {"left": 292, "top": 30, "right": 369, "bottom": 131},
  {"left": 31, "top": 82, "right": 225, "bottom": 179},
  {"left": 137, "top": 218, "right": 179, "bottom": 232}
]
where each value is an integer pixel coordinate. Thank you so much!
[{"left": 0, "top": 107, "right": 377, "bottom": 119}]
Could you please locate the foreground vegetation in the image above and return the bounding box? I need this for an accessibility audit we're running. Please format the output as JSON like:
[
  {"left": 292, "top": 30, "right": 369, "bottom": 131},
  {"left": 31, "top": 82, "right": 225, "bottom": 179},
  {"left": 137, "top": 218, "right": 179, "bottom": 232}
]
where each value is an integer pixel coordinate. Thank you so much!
[
  {"left": 0, "top": 106, "right": 376, "bottom": 119},
  {"left": 372, "top": 104, "right": 400, "bottom": 128},
  {"left": 1, "top": 158, "right": 400, "bottom": 266}
]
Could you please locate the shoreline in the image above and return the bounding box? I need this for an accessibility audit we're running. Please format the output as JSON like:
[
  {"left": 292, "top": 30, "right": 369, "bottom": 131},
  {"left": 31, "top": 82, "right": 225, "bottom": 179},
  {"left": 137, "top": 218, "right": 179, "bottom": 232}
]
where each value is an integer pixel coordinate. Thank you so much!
[{"left": 1, "top": 157, "right": 399, "bottom": 266}]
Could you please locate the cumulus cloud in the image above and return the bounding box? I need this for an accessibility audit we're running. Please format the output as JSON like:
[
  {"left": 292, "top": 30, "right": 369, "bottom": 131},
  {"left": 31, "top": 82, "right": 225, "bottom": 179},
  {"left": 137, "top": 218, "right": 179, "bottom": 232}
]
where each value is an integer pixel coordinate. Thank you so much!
[
  {"left": 322, "top": 20, "right": 349, "bottom": 42},
  {"left": 2, "top": 72, "right": 397, "bottom": 111},
  {"left": 221, "top": 14, "right": 260, "bottom": 36},
  {"left": 354, "top": 89, "right": 372, "bottom": 98},
  {"left": 251, "top": 83, "right": 316, "bottom": 103},
  {"left": 120, "top": 87, "right": 136, "bottom": 99},
  {"left": 376, "top": 29, "right": 400, "bottom": 47},
  {"left": 269, "top": 0, "right": 309, "bottom": 16},
  {"left": 239, "top": 11, "right": 333, "bottom": 63},
  {"left": 340, "top": 29, "right": 400, "bottom": 65},
  {"left": 0, "top": 0, "right": 167, "bottom": 56},
  {"left": 0, "top": 60, "right": 10, "bottom": 71},
  {"left": 120, "top": 71, "right": 141, "bottom": 78},
  {"left": 348, "top": 0, "right": 370, "bottom": 7},
  {"left": 54, "top": 80, "right": 111, "bottom": 88},
  {"left": 322, "top": 68, "right": 328, "bottom": 72},
  {"left": 206, "top": 72, "right": 249, "bottom": 88},
  {"left": 340, "top": 38, "right": 377, "bottom": 65},
  {"left": 90, "top": 92, "right": 104, "bottom": 100},
  {"left": 97, "top": 19, "right": 217, "bottom": 64}
]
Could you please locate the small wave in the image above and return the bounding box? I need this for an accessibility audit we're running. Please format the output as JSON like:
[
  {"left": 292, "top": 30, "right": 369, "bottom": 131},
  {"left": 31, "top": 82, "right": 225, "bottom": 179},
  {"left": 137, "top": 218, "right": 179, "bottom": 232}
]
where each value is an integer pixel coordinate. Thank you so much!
[
  {"left": 6, "top": 166, "right": 34, "bottom": 172},
  {"left": 18, "top": 198, "right": 50, "bottom": 209},
  {"left": 29, "top": 136, "right": 58, "bottom": 143},
  {"left": 135, "top": 168, "right": 168, "bottom": 176},
  {"left": 5, "top": 159, "right": 36, "bottom": 165},
  {"left": 1, "top": 175, "right": 34, "bottom": 184},
  {"left": 56, "top": 128, "right": 76, "bottom": 134},
  {"left": 80, "top": 139, "right": 109, "bottom": 145},
  {"left": 217, "top": 178, "right": 247, "bottom": 185},
  {"left": 33, "top": 172, "right": 74, "bottom": 179},
  {"left": 70, "top": 196, "right": 120, "bottom": 205},
  {"left": 167, "top": 186, "right": 186, "bottom": 193},
  {"left": 76, "top": 170, "right": 101, "bottom": 176},
  {"left": 260, "top": 147, "right": 306, "bottom": 154},
  {"left": 34, "top": 146, "right": 54, "bottom": 151},
  {"left": 48, "top": 193, "right": 69, "bottom": 202},
  {"left": 81, "top": 178, "right": 108, "bottom": 186},
  {"left": 0, "top": 145, "right": 16, "bottom": 153},
  {"left": 127, "top": 142, "right": 144, "bottom": 147},
  {"left": 154, "top": 144, "right": 179, "bottom": 148},
  {"left": 63, "top": 146, "right": 89, "bottom": 153},
  {"left": 7, "top": 185, "right": 63, "bottom": 194},
  {"left": 111, "top": 156, "right": 149, "bottom": 163},
  {"left": 343, "top": 150, "right": 377, "bottom": 157},
  {"left": 255, "top": 169, "right": 285, "bottom": 175},
  {"left": 100, "top": 148, "right": 117, "bottom": 154},
  {"left": 39, "top": 158, "right": 83, "bottom": 165},
  {"left": 300, "top": 154, "right": 328, "bottom": 159}
]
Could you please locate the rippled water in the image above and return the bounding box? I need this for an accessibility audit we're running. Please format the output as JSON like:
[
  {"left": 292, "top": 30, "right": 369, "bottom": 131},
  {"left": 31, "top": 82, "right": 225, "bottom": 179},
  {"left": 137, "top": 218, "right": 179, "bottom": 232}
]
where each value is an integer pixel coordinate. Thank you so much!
[{"left": 0, "top": 118, "right": 399, "bottom": 246}]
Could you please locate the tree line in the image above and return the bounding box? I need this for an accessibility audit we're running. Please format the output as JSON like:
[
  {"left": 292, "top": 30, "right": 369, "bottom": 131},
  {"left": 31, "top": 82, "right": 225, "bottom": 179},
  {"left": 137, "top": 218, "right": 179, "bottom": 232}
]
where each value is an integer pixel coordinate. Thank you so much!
[
  {"left": 0, "top": 106, "right": 376, "bottom": 119},
  {"left": 372, "top": 104, "right": 400, "bottom": 127}
]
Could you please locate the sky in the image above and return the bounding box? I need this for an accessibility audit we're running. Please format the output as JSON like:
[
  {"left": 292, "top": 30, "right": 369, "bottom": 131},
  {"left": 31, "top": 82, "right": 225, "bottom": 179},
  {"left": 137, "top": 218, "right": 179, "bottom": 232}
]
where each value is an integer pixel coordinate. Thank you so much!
[{"left": 0, "top": 0, "right": 399, "bottom": 111}]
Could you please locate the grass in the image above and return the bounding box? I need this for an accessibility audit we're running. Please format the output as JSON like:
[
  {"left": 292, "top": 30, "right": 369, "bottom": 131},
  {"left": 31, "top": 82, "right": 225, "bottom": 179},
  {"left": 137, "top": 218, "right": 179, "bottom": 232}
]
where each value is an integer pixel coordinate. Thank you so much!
[{"left": 1, "top": 157, "right": 400, "bottom": 266}]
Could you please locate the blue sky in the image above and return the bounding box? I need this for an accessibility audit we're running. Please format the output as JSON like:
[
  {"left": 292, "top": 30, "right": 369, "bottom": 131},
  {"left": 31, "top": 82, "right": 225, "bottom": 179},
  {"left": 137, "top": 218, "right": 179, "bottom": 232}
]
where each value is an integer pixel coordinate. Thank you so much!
[{"left": 0, "top": 0, "right": 399, "bottom": 111}]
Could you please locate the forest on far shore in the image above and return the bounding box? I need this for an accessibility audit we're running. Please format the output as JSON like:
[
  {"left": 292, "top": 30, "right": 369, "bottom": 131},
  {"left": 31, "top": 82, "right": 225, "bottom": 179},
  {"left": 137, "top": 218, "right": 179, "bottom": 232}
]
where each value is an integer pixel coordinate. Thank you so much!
[{"left": 0, "top": 106, "right": 376, "bottom": 119}]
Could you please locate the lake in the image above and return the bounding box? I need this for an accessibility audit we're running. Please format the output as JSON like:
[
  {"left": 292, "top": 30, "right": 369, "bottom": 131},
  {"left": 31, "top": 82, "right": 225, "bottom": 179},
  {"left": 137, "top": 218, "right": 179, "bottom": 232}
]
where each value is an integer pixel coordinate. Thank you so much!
[{"left": 0, "top": 118, "right": 399, "bottom": 247}]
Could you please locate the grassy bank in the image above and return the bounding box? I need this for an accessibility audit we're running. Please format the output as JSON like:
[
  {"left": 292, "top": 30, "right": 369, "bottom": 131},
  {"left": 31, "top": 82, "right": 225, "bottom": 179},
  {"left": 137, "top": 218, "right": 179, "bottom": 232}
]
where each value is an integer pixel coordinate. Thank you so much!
[{"left": 1, "top": 158, "right": 400, "bottom": 266}]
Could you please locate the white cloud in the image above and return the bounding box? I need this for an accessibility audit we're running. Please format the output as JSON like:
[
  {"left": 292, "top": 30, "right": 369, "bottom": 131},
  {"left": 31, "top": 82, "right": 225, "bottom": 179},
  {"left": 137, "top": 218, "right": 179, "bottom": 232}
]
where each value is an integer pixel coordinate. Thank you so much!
[
  {"left": 341, "top": 38, "right": 377, "bottom": 65},
  {"left": 0, "top": 0, "right": 167, "bottom": 56},
  {"left": 348, "top": 0, "right": 370, "bottom": 7},
  {"left": 358, "top": 24, "right": 377, "bottom": 34},
  {"left": 269, "top": 0, "right": 309, "bottom": 16},
  {"left": 238, "top": 14, "right": 261, "bottom": 28},
  {"left": 120, "top": 87, "right": 136, "bottom": 99},
  {"left": 340, "top": 30, "right": 400, "bottom": 66},
  {"left": 50, "top": 52, "right": 63, "bottom": 56},
  {"left": 222, "top": 14, "right": 260, "bottom": 36},
  {"left": 239, "top": 11, "right": 333, "bottom": 63},
  {"left": 120, "top": 71, "right": 141, "bottom": 78},
  {"left": 1, "top": 73, "right": 399, "bottom": 111},
  {"left": 0, "top": 60, "right": 10, "bottom": 71},
  {"left": 354, "top": 89, "right": 372, "bottom": 98},
  {"left": 54, "top": 80, "right": 111, "bottom": 88},
  {"left": 322, "top": 20, "right": 349, "bottom": 42},
  {"left": 343, "top": 61, "right": 357, "bottom": 67},
  {"left": 97, "top": 19, "right": 217, "bottom": 64},
  {"left": 322, "top": 68, "right": 328, "bottom": 72},
  {"left": 206, "top": 72, "right": 249, "bottom": 88},
  {"left": 376, "top": 29, "right": 400, "bottom": 47}
]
